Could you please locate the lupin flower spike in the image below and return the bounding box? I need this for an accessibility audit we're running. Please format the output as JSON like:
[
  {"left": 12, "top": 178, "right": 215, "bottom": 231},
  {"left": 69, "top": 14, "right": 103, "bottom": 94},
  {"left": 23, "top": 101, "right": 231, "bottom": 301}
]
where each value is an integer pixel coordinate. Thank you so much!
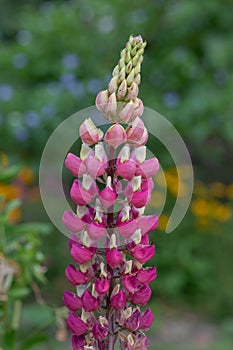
[{"left": 63, "top": 35, "right": 159, "bottom": 350}]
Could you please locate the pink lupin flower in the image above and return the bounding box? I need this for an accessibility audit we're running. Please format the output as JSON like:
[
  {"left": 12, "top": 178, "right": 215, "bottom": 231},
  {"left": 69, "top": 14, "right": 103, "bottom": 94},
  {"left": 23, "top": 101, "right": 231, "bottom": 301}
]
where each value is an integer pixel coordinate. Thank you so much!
[
  {"left": 137, "top": 267, "right": 157, "bottom": 284},
  {"left": 110, "top": 285, "right": 126, "bottom": 310},
  {"left": 70, "top": 179, "right": 94, "bottom": 206},
  {"left": 87, "top": 222, "right": 106, "bottom": 241},
  {"left": 124, "top": 309, "right": 141, "bottom": 331},
  {"left": 85, "top": 143, "right": 107, "bottom": 178},
  {"left": 119, "top": 100, "right": 135, "bottom": 122},
  {"left": 122, "top": 274, "right": 138, "bottom": 293},
  {"left": 79, "top": 118, "right": 103, "bottom": 145},
  {"left": 140, "top": 309, "right": 154, "bottom": 330},
  {"left": 131, "top": 244, "right": 155, "bottom": 264},
  {"left": 117, "top": 219, "right": 137, "bottom": 239},
  {"left": 136, "top": 157, "right": 160, "bottom": 178},
  {"left": 92, "top": 317, "right": 109, "bottom": 340},
  {"left": 70, "top": 243, "right": 94, "bottom": 264},
  {"left": 65, "top": 153, "right": 86, "bottom": 177},
  {"left": 130, "top": 187, "right": 151, "bottom": 208},
  {"left": 106, "top": 248, "right": 122, "bottom": 268},
  {"left": 82, "top": 288, "right": 100, "bottom": 312},
  {"left": 99, "top": 176, "right": 117, "bottom": 208},
  {"left": 126, "top": 117, "right": 145, "bottom": 144},
  {"left": 104, "top": 123, "right": 126, "bottom": 148},
  {"left": 72, "top": 335, "right": 85, "bottom": 350},
  {"left": 65, "top": 264, "right": 89, "bottom": 285},
  {"left": 116, "top": 144, "right": 136, "bottom": 180},
  {"left": 126, "top": 81, "right": 139, "bottom": 100},
  {"left": 106, "top": 92, "right": 117, "bottom": 117},
  {"left": 95, "top": 278, "right": 110, "bottom": 295},
  {"left": 137, "top": 215, "right": 159, "bottom": 235},
  {"left": 63, "top": 291, "right": 82, "bottom": 311},
  {"left": 95, "top": 89, "right": 109, "bottom": 113},
  {"left": 67, "top": 312, "right": 89, "bottom": 336},
  {"left": 130, "top": 285, "right": 152, "bottom": 306},
  {"left": 62, "top": 210, "right": 86, "bottom": 233}
]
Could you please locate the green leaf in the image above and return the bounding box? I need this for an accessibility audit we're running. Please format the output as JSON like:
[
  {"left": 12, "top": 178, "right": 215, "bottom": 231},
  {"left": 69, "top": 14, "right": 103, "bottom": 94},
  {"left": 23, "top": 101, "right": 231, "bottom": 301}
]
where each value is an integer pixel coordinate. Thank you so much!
[
  {"left": 20, "top": 334, "right": 47, "bottom": 350},
  {"left": 0, "top": 164, "right": 22, "bottom": 182},
  {"left": 8, "top": 287, "right": 30, "bottom": 299}
]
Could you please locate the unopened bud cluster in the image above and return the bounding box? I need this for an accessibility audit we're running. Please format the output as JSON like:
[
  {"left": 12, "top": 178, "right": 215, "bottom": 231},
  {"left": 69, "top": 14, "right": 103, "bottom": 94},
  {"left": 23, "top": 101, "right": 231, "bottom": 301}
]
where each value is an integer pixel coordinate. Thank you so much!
[
  {"left": 96, "top": 35, "right": 146, "bottom": 123},
  {"left": 63, "top": 35, "right": 159, "bottom": 350}
]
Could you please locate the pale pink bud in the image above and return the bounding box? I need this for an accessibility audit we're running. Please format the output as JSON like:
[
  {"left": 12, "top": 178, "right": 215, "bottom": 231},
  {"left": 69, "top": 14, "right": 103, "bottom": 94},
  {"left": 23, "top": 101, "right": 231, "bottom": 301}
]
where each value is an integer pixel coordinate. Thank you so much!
[
  {"left": 124, "top": 309, "right": 141, "bottom": 331},
  {"left": 96, "top": 90, "right": 109, "bottom": 112},
  {"left": 119, "top": 100, "right": 135, "bottom": 122},
  {"left": 131, "top": 146, "right": 146, "bottom": 165},
  {"left": 130, "top": 285, "right": 152, "bottom": 306},
  {"left": 71, "top": 244, "right": 93, "bottom": 264},
  {"left": 70, "top": 179, "right": 94, "bottom": 206},
  {"left": 72, "top": 335, "right": 85, "bottom": 350},
  {"left": 140, "top": 309, "right": 154, "bottom": 330},
  {"left": 106, "top": 248, "right": 123, "bottom": 268},
  {"left": 62, "top": 210, "right": 86, "bottom": 233},
  {"left": 63, "top": 291, "right": 82, "bottom": 311},
  {"left": 79, "top": 118, "right": 103, "bottom": 145},
  {"left": 126, "top": 117, "right": 145, "bottom": 143},
  {"left": 108, "top": 76, "right": 118, "bottom": 94},
  {"left": 127, "top": 82, "right": 139, "bottom": 99},
  {"left": 82, "top": 290, "right": 100, "bottom": 312},
  {"left": 104, "top": 123, "right": 126, "bottom": 148},
  {"left": 110, "top": 287, "right": 126, "bottom": 310},
  {"left": 133, "top": 98, "right": 144, "bottom": 117},
  {"left": 131, "top": 244, "right": 155, "bottom": 264},
  {"left": 106, "top": 92, "right": 117, "bottom": 117},
  {"left": 95, "top": 278, "right": 110, "bottom": 295},
  {"left": 65, "top": 264, "right": 88, "bottom": 285},
  {"left": 117, "top": 219, "right": 137, "bottom": 239},
  {"left": 67, "top": 312, "right": 89, "bottom": 336},
  {"left": 137, "top": 267, "right": 157, "bottom": 284},
  {"left": 65, "top": 153, "right": 86, "bottom": 177},
  {"left": 117, "top": 79, "right": 127, "bottom": 99},
  {"left": 87, "top": 222, "right": 106, "bottom": 241},
  {"left": 137, "top": 127, "right": 148, "bottom": 146},
  {"left": 122, "top": 274, "right": 138, "bottom": 293},
  {"left": 137, "top": 215, "right": 159, "bottom": 235},
  {"left": 136, "top": 158, "right": 159, "bottom": 178}
]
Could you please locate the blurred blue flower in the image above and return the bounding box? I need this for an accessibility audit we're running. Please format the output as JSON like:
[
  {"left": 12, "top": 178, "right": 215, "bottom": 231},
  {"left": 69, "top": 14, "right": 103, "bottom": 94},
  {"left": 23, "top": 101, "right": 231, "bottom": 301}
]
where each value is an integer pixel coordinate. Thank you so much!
[
  {"left": 16, "top": 30, "right": 32, "bottom": 46},
  {"left": 69, "top": 81, "right": 85, "bottom": 98},
  {"left": 24, "top": 111, "right": 40, "bottom": 128},
  {"left": 163, "top": 91, "right": 180, "bottom": 108},
  {"left": 13, "top": 126, "right": 29, "bottom": 141},
  {"left": 0, "top": 84, "right": 14, "bottom": 101},
  {"left": 87, "top": 78, "right": 102, "bottom": 94},
  {"left": 41, "top": 104, "right": 57, "bottom": 119},
  {"left": 60, "top": 73, "right": 76, "bottom": 89},
  {"left": 97, "top": 15, "right": 114, "bottom": 34},
  {"left": 130, "top": 8, "right": 147, "bottom": 24},
  {"left": 62, "top": 53, "right": 79, "bottom": 69},
  {"left": 12, "top": 53, "right": 28, "bottom": 68}
]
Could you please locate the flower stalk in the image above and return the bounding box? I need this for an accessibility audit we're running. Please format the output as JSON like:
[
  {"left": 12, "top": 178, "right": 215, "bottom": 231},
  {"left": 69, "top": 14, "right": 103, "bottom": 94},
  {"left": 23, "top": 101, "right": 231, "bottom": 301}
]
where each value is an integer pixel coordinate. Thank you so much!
[{"left": 63, "top": 35, "right": 159, "bottom": 350}]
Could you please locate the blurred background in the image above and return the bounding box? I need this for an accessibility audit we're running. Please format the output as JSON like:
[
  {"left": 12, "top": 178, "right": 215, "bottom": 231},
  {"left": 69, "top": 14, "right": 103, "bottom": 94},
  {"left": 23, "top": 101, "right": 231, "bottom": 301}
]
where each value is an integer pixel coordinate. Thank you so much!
[{"left": 0, "top": 0, "right": 233, "bottom": 349}]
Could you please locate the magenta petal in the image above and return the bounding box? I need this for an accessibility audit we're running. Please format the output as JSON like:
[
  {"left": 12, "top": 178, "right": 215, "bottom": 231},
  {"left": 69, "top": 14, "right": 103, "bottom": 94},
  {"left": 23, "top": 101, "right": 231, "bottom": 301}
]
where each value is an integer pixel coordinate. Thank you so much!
[
  {"left": 136, "top": 158, "right": 159, "bottom": 178},
  {"left": 131, "top": 245, "right": 155, "bottom": 264},
  {"left": 140, "top": 309, "right": 154, "bottom": 330},
  {"left": 82, "top": 290, "right": 99, "bottom": 312},
  {"left": 117, "top": 219, "right": 137, "bottom": 239},
  {"left": 62, "top": 210, "right": 86, "bottom": 232},
  {"left": 65, "top": 153, "right": 86, "bottom": 177},
  {"left": 67, "top": 312, "right": 89, "bottom": 336},
  {"left": 65, "top": 264, "right": 88, "bottom": 285},
  {"left": 122, "top": 274, "right": 138, "bottom": 292},
  {"left": 137, "top": 215, "right": 159, "bottom": 235},
  {"left": 137, "top": 267, "right": 157, "bottom": 284},
  {"left": 63, "top": 291, "right": 82, "bottom": 311},
  {"left": 70, "top": 179, "right": 93, "bottom": 206},
  {"left": 130, "top": 189, "right": 151, "bottom": 208},
  {"left": 70, "top": 244, "right": 93, "bottom": 264},
  {"left": 93, "top": 321, "right": 109, "bottom": 340},
  {"left": 85, "top": 155, "right": 106, "bottom": 178},
  {"left": 72, "top": 335, "right": 85, "bottom": 350},
  {"left": 130, "top": 285, "right": 152, "bottom": 306},
  {"left": 124, "top": 309, "right": 141, "bottom": 331},
  {"left": 99, "top": 188, "right": 117, "bottom": 208},
  {"left": 116, "top": 159, "right": 136, "bottom": 180},
  {"left": 106, "top": 249, "right": 122, "bottom": 268},
  {"left": 95, "top": 278, "right": 110, "bottom": 295},
  {"left": 110, "top": 290, "right": 126, "bottom": 310},
  {"left": 87, "top": 222, "right": 106, "bottom": 241}
]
